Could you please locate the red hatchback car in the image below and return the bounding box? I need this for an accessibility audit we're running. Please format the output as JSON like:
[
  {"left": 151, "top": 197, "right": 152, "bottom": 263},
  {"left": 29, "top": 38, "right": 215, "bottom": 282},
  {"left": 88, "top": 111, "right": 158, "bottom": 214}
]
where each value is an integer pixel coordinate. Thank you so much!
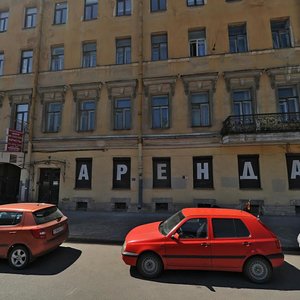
[
  {"left": 122, "top": 208, "right": 284, "bottom": 283},
  {"left": 0, "top": 203, "right": 69, "bottom": 269}
]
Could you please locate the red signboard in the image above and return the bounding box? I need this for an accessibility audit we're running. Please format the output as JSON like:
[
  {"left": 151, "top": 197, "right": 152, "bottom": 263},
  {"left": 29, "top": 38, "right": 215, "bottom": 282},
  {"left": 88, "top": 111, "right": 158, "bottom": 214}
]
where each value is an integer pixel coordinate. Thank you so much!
[{"left": 5, "top": 128, "right": 24, "bottom": 152}]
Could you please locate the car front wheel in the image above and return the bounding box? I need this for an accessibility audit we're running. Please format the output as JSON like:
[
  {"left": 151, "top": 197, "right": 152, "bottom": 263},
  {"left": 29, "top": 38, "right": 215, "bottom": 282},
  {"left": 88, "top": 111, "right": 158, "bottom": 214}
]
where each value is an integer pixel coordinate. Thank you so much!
[
  {"left": 137, "top": 252, "right": 163, "bottom": 278},
  {"left": 244, "top": 257, "right": 272, "bottom": 283},
  {"left": 8, "top": 246, "right": 30, "bottom": 270}
]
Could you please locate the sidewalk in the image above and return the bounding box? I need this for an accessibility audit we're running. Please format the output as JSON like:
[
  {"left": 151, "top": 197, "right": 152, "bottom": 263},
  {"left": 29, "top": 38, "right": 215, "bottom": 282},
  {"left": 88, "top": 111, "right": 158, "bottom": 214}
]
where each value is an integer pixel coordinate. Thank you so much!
[{"left": 63, "top": 210, "right": 300, "bottom": 251}]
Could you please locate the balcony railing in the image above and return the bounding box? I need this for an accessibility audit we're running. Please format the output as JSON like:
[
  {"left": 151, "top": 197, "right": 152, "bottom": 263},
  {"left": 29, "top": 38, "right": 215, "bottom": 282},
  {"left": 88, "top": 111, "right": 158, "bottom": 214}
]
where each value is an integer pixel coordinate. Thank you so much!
[{"left": 221, "top": 112, "right": 300, "bottom": 136}]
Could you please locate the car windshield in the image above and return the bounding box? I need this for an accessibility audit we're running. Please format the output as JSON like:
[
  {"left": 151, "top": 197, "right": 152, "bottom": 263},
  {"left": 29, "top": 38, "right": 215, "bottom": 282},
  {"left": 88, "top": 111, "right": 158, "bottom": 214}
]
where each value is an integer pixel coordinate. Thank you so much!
[
  {"left": 159, "top": 210, "right": 185, "bottom": 236},
  {"left": 33, "top": 206, "right": 64, "bottom": 225}
]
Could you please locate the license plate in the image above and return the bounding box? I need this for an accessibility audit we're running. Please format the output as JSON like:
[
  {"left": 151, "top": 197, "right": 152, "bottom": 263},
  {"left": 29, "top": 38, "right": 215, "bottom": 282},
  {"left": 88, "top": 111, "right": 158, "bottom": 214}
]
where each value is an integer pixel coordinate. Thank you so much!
[{"left": 53, "top": 225, "right": 64, "bottom": 235}]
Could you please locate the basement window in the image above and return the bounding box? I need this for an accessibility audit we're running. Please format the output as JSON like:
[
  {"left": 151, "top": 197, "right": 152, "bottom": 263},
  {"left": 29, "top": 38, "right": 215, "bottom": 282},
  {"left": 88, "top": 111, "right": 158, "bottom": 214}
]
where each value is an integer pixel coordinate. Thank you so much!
[
  {"left": 295, "top": 206, "right": 300, "bottom": 215},
  {"left": 114, "top": 202, "right": 127, "bottom": 211},
  {"left": 155, "top": 203, "right": 168, "bottom": 211},
  {"left": 76, "top": 202, "right": 88, "bottom": 211}
]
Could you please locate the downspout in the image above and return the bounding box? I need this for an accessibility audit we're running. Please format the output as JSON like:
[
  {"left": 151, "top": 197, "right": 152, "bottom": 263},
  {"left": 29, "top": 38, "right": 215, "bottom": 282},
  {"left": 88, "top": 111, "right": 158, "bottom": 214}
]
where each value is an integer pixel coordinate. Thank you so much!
[
  {"left": 137, "top": 0, "right": 144, "bottom": 210},
  {"left": 23, "top": 0, "right": 44, "bottom": 201}
]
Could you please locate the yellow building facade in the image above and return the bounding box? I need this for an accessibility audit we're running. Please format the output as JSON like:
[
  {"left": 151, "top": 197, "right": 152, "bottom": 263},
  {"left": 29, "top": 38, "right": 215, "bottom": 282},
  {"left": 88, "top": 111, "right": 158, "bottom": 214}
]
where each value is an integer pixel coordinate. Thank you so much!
[{"left": 0, "top": 0, "right": 300, "bottom": 214}]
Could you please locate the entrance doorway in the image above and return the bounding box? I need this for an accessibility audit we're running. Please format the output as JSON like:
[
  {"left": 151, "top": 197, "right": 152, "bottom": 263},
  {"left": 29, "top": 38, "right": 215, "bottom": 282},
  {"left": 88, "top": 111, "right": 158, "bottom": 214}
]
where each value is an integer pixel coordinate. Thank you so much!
[
  {"left": 0, "top": 163, "right": 21, "bottom": 204},
  {"left": 38, "top": 168, "right": 60, "bottom": 205}
]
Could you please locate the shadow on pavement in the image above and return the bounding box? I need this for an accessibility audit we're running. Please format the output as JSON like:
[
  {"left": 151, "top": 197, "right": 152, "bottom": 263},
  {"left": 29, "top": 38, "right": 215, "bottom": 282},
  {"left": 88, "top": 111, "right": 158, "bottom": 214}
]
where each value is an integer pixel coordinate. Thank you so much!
[
  {"left": 130, "top": 261, "right": 300, "bottom": 291},
  {"left": 0, "top": 245, "right": 81, "bottom": 275}
]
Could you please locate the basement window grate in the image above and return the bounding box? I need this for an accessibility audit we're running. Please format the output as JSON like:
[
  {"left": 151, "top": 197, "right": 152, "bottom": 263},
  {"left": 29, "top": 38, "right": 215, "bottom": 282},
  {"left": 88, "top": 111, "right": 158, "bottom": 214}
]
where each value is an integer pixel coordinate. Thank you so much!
[
  {"left": 295, "top": 206, "right": 300, "bottom": 215},
  {"left": 76, "top": 202, "right": 88, "bottom": 211},
  {"left": 155, "top": 203, "right": 168, "bottom": 212},
  {"left": 114, "top": 202, "right": 127, "bottom": 211}
]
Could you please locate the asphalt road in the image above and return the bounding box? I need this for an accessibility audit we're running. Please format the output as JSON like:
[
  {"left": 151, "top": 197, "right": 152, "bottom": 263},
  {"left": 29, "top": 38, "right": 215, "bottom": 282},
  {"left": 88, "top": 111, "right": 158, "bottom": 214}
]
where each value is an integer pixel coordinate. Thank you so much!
[{"left": 0, "top": 243, "right": 299, "bottom": 300}]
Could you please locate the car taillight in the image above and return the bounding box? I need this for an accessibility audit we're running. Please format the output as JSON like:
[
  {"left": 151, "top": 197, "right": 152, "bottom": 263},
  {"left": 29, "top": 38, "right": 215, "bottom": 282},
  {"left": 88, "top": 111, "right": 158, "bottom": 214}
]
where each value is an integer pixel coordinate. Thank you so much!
[{"left": 31, "top": 229, "right": 47, "bottom": 239}]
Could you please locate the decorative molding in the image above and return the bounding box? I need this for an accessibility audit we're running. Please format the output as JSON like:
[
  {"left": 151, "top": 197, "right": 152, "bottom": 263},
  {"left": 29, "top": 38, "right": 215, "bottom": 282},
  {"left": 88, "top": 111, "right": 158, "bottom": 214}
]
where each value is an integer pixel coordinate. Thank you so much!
[
  {"left": 38, "top": 85, "right": 68, "bottom": 104},
  {"left": 143, "top": 76, "right": 177, "bottom": 97},
  {"left": 70, "top": 82, "right": 103, "bottom": 102},
  {"left": 106, "top": 79, "right": 137, "bottom": 100},
  {"left": 223, "top": 69, "right": 263, "bottom": 92},
  {"left": 181, "top": 72, "right": 219, "bottom": 95},
  {"left": 266, "top": 65, "right": 300, "bottom": 89},
  {"left": 7, "top": 89, "right": 33, "bottom": 106}
]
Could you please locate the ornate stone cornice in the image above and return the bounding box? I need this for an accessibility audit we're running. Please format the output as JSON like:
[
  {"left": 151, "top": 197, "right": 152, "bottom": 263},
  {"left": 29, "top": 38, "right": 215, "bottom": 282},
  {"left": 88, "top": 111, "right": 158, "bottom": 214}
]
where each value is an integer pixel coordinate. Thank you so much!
[
  {"left": 38, "top": 85, "right": 68, "bottom": 104},
  {"left": 70, "top": 82, "right": 103, "bottom": 102},
  {"left": 0, "top": 91, "right": 4, "bottom": 107},
  {"left": 143, "top": 76, "right": 177, "bottom": 97},
  {"left": 106, "top": 79, "right": 137, "bottom": 100},
  {"left": 223, "top": 69, "right": 263, "bottom": 92},
  {"left": 266, "top": 65, "right": 300, "bottom": 89},
  {"left": 7, "top": 89, "right": 33, "bottom": 106},
  {"left": 181, "top": 72, "right": 219, "bottom": 95}
]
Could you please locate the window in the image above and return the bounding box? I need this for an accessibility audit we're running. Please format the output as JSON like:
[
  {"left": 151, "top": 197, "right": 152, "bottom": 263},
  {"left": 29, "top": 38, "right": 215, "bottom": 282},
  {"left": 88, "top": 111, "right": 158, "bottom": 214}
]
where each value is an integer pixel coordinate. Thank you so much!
[
  {"left": 238, "top": 155, "right": 261, "bottom": 189},
  {"left": 278, "top": 86, "right": 299, "bottom": 114},
  {"left": 45, "top": 102, "right": 62, "bottom": 132},
  {"left": 187, "top": 0, "right": 204, "bottom": 6},
  {"left": 189, "top": 29, "right": 206, "bottom": 57},
  {"left": 193, "top": 156, "right": 213, "bottom": 189},
  {"left": 191, "top": 92, "right": 210, "bottom": 126},
  {"left": 152, "top": 95, "right": 169, "bottom": 128},
  {"left": 75, "top": 158, "right": 93, "bottom": 189},
  {"left": 116, "top": 38, "right": 131, "bottom": 64},
  {"left": 0, "top": 11, "right": 8, "bottom": 32},
  {"left": 84, "top": 0, "right": 98, "bottom": 20},
  {"left": 271, "top": 19, "right": 291, "bottom": 49},
  {"left": 212, "top": 218, "right": 250, "bottom": 238},
  {"left": 114, "top": 98, "right": 131, "bottom": 130},
  {"left": 151, "top": 34, "right": 168, "bottom": 61},
  {"left": 51, "top": 46, "right": 64, "bottom": 71},
  {"left": 178, "top": 218, "right": 207, "bottom": 238},
  {"left": 20, "top": 50, "right": 33, "bottom": 74},
  {"left": 233, "top": 89, "right": 253, "bottom": 116},
  {"left": 151, "top": 0, "right": 167, "bottom": 12},
  {"left": 54, "top": 2, "right": 68, "bottom": 24},
  {"left": 33, "top": 207, "right": 63, "bottom": 225},
  {"left": 116, "top": 0, "right": 131, "bottom": 16},
  {"left": 15, "top": 104, "right": 29, "bottom": 131},
  {"left": 82, "top": 43, "right": 97, "bottom": 67},
  {"left": 113, "top": 157, "right": 131, "bottom": 189},
  {"left": 24, "top": 7, "right": 37, "bottom": 28},
  {"left": 79, "top": 100, "right": 95, "bottom": 131},
  {"left": 0, "top": 212, "right": 23, "bottom": 226},
  {"left": 153, "top": 157, "right": 171, "bottom": 188},
  {"left": 228, "top": 24, "right": 248, "bottom": 53},
  {"left": 0, "top": 52, "right": 3, "bottom": 75}
]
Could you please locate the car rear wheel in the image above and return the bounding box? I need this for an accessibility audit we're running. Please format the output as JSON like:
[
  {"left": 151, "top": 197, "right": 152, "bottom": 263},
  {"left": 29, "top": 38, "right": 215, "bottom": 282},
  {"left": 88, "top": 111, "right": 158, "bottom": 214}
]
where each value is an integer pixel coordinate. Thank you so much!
[
  {"left": 137, "top": 253, "right": 163, "bottom": 278},
  {"left": 8, "top": 246, "right": 30, "bottom": 270},
  {"left": 244, "top": 257, "right": 272, "bottom": 283}
]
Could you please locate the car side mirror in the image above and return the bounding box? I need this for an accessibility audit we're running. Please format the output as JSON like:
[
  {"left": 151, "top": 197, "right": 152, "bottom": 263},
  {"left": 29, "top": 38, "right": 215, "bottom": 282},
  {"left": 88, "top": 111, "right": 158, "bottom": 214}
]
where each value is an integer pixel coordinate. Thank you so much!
[{"left": 171, "top": 232, "right": 180, "bottom": 240}]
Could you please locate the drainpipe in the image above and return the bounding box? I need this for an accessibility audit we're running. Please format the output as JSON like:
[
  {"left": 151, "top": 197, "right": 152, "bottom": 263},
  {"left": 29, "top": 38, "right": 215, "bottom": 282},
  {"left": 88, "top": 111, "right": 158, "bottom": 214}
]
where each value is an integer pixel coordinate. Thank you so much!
[
  {"left": 20, "top": 0, "right": 44, "bottom": 201},
  {"left": 137, "top": 0, "right": 144, "bottom": 210}
]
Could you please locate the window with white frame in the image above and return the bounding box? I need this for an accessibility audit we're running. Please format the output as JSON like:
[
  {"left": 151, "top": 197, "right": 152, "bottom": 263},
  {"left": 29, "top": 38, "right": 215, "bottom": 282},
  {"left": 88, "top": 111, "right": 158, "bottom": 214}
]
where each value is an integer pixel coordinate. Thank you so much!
[
  {"left": 189, "top": 29, "right": 206, "bottom": 57},
  {"left": 45, "top": 102, "right": 62, "bottom": 132},
  {"left": 271, "top": 19, "right": 292, "bottom": 49},
  {"left": 151, "top": 0, "right": 167, "bottom": 12},
  {"left": 278, "top": 86, "right": 299, "bottom": 115},
  {"left": 84, "top": 0, "right": 98, "bottom": 20},
  {"left": 228, "top": 23, "right": 248, "bottom": 53},
  {"left": 24, "top": 7, "right": 37, "bottom": 28},
  {"left": 79, "top": 100, "right": 96, "bottom": 131},
  {"left": 151, "top": 33, "right": 168, "bottom": 61},
  {"left": 51, "top": 46, "right": 64, "bottom": 71},
  {"left": 20, "top": 50, "right": 33, "bottom": 74},
  {"left": 54, "top": 2, "right": 68, "bottom": 24},
  {"left": 116, "top": 0, "right": 131, "bottom": 16},
  {"left": 187, "top": 0, "right": 204, "bottom": 7},
  {"left": 232, "top": 89, "right": 253, "bottom": 125},
  {"left": 114, "top": 98, "right": 131, "bottom": 130},
  {"left": 82, "top": 42, "right": 97, "bottom": 67},
  {"left": 191, "top": 92, "right": 210, "bottom": 126},
  {"left": 152, "top": 95, "right": 169, "bottom": 128},
  {"left": 116, "top": 38, "right": 131, "bottom": 64},
  {"left": 0, "top": 52, "right": 3, "bottom": 75},
  {"left": 15, "top": 104, "right": 29, "bottom": 131},
  {"left": 0, "top": 11, "right": 9, "bottom": 32}
]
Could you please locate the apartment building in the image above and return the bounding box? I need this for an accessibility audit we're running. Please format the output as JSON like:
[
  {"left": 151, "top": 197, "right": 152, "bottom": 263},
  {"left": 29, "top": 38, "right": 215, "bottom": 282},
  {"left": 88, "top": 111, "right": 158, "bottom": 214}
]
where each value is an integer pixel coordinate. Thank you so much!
[{"left": 0, "top": 0, "right": 299, "bottom": 214}]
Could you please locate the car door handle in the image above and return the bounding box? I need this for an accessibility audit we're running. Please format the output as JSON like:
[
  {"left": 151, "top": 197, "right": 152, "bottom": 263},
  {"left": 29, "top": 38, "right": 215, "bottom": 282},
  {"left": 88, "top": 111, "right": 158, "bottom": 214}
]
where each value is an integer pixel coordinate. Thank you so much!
[
  {"left": 9, "top": 231, "right": 17, "bottom": 234},
  {"left": 200, "top": 243, "right": 210, "bottom": 247},
  {"left": 242, "top": 241, "right": 251, "bottom": 246}
]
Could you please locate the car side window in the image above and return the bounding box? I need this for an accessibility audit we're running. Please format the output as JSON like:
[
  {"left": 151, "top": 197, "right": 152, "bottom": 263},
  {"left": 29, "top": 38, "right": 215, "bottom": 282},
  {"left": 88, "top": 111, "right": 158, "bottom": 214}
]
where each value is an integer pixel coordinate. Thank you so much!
[
  {"left": 178, "top": 218, "right": 207, "bottom": 239},
  {"left": 212, "top": 218, "right": 250, "bottom": 238},
  {"left": 0, "top": 211, "right": 23, "bottom": 226}
]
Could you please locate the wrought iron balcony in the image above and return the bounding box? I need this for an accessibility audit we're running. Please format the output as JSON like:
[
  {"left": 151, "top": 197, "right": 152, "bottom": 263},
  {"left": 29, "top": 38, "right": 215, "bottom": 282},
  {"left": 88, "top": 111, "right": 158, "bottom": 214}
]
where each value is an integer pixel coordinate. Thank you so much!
[{"left": 221, "top": 112, "right": 300, "bottom": 136}]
